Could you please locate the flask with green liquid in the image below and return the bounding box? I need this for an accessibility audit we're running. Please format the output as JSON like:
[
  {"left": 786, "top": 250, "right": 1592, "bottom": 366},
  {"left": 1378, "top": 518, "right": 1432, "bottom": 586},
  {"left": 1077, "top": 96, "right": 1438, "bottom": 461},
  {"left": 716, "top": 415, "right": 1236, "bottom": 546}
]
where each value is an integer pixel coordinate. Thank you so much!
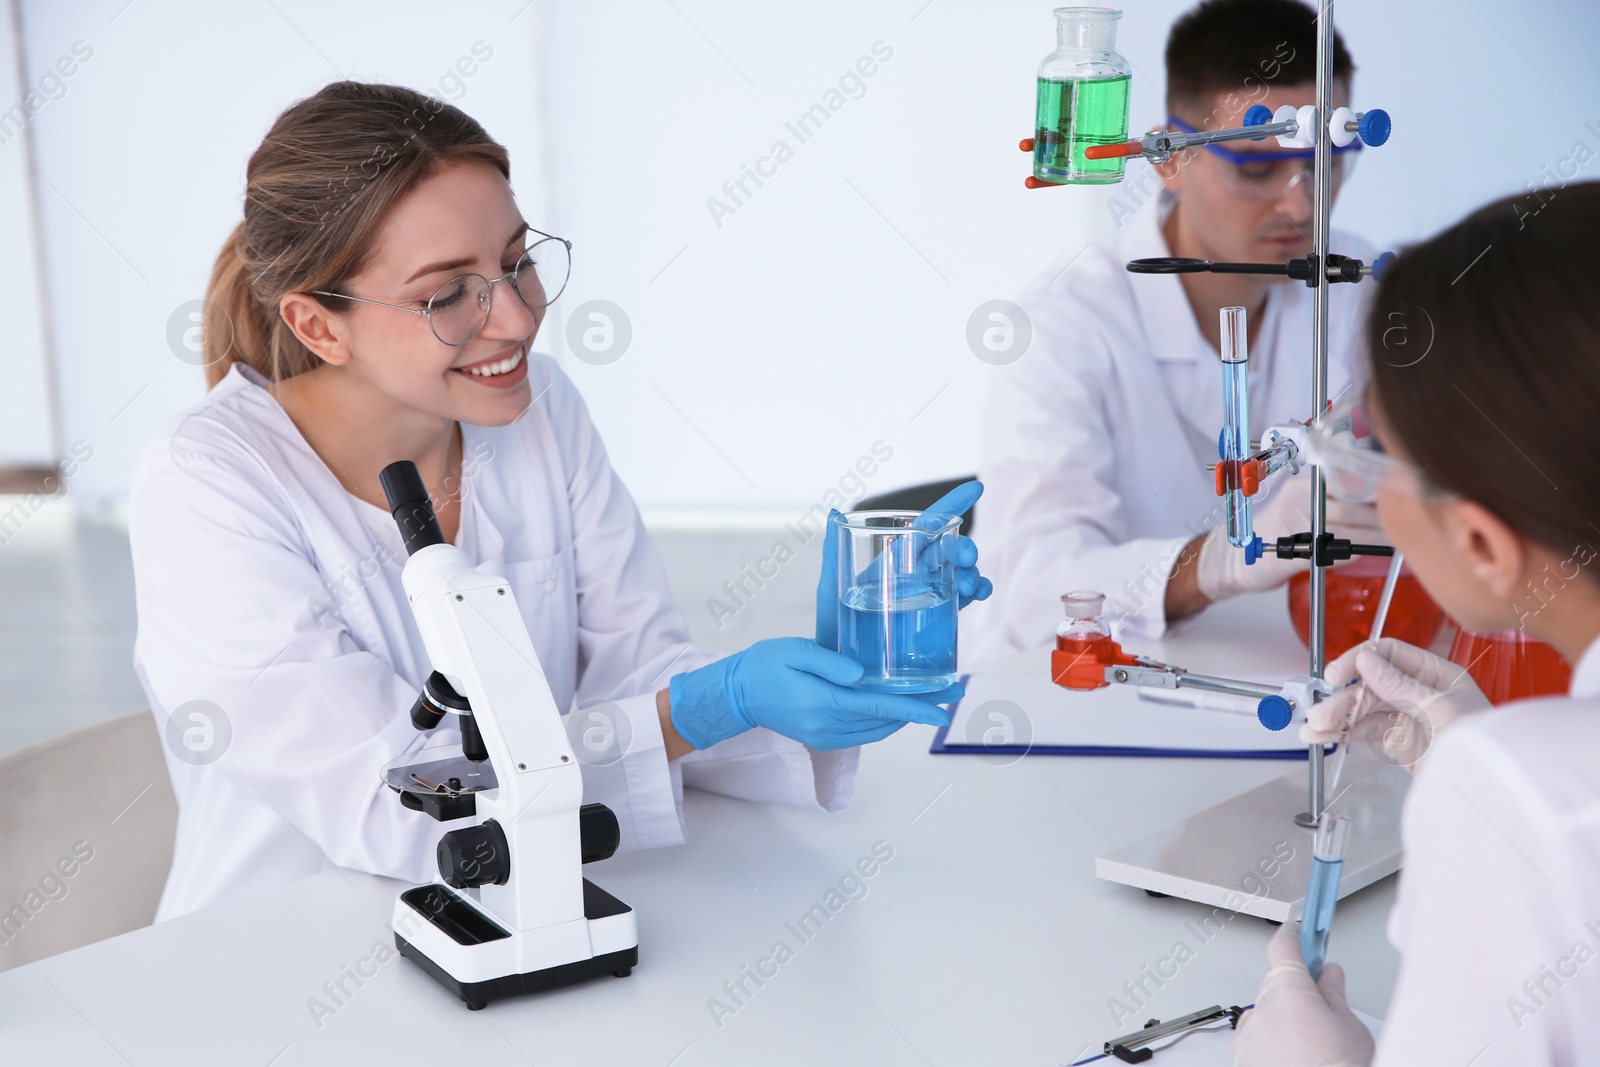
[{"left": 1033, "top": 7, "right": 1132, "bottom": 185}]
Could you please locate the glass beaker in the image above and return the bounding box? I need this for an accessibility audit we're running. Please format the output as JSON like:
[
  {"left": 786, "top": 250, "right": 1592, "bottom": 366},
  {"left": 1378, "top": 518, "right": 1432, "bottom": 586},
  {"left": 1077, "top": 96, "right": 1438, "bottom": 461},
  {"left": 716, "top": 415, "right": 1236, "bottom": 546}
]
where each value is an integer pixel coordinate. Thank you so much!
[
  {"left": 1447, "top": 628, "right": 1572, "bottom": 705},
  {"left": 832, "top": 510, "right": 961, "bottom": 693},
  {"left": 1288, "top": 557, "right": 1445, "bottom": 660},
  {"left": 1033, "top": 7, "right": 1132, "bottom": 185}
]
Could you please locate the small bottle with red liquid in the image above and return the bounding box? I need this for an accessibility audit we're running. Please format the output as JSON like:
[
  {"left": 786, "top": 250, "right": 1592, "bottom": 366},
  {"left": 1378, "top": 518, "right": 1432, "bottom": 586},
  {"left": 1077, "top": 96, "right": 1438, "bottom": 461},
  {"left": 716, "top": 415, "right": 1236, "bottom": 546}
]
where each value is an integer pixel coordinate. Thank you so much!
[
  {"left": 1447, "top": 628, "right": 1572, "bottom": 705},
  {"left": 1053, "top": 591, "right": 1130, "bottom": 690}
]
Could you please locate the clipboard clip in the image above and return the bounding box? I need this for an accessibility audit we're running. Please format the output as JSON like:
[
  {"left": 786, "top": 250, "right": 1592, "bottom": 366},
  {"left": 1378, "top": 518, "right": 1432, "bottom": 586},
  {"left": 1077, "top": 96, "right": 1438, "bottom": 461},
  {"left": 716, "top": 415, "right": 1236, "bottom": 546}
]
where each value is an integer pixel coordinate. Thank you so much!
[{"left": 1104, "top": 1004, "right": 1246, "bottom": 1062}]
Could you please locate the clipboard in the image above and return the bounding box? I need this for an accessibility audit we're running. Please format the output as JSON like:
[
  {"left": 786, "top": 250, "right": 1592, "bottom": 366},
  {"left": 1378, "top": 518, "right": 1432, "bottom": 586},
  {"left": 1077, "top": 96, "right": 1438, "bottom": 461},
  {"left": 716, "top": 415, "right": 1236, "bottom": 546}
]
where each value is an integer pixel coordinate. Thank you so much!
[{"left": 929, "top": 672, "right": 1326, "bottom": 760}]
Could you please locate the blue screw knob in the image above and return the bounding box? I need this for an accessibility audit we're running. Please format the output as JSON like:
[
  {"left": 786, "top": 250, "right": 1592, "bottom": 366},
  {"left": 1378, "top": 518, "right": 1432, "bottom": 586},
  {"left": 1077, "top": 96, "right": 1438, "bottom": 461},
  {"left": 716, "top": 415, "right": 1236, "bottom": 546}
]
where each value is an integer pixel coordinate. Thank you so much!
[
  {"left": 1370, "top": 250, "right": 1395, "bottom": 280},
  {"left": 1257, "top": 695, "right": 1293, "bottom": 731},
  {"left": 1243, "top": 104, "right": 1273, "bottom": 138},
  {"left": 1243, "top": 535, "right": 1264, "bottom": 565},
  {"left": 1358, "top": 109, "right": 1391, "bottom": 147}
]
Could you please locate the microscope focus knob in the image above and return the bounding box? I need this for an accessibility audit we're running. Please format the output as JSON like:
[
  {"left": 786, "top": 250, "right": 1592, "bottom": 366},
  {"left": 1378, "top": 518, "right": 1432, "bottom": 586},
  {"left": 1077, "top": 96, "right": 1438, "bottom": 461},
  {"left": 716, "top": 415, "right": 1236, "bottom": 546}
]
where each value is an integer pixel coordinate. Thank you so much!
[
  {"left": 580, "top": 803, "right": 621, "bottom": 864},
  {"left": 438, "top": 819, "right": 511, "bottom": 889}
]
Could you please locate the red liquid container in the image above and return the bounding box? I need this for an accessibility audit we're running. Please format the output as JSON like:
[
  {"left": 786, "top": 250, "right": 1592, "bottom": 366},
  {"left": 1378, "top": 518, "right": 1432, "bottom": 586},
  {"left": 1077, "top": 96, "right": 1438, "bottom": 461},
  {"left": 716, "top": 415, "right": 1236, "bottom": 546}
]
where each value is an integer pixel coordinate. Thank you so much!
[
  {"left": 1054, "top": 632, "right": 1115, "bottom": 690},
  {"left": 1051, "top": 591, "right": 1137, "bottom": 690},
  {"left": 1288, "top": 557, "right": 1445, "bottom": 661},
  {"left": 1447, "top": 629, "right": 1572, "bottom": 705}
]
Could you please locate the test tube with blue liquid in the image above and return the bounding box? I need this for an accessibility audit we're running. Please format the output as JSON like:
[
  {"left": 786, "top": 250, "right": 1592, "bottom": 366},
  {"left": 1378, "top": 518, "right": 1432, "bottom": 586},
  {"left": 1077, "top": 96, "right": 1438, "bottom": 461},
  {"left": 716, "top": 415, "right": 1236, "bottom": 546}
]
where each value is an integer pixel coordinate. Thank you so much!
[
  {"left": 1301, "top": 812, "right": 1350, "bottom": 981},
  {"left": 1219, "top": 305, "right": 1254, "bottom": 551},
  {"left": 833, "top": 510, "right": 961, "bottom": 693}
]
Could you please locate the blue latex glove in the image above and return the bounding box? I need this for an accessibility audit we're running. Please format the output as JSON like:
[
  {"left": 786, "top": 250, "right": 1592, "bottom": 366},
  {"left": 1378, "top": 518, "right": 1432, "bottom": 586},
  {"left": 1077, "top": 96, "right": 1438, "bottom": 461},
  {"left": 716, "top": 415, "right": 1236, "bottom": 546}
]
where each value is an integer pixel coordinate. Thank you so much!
[
  {"left": 815, "top": 479, "right": 994, "bottom": 650},
  {"left": 668, "top": 637, "right": 964, "bottom": 751}
]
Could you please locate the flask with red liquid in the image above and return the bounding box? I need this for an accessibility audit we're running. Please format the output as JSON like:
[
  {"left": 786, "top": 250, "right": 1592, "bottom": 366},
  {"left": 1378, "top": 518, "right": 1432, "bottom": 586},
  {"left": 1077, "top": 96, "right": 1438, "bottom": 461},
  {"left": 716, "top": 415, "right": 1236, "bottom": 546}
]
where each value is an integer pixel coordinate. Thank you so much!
[
  {"left": 1288, "top": 557, "right": 1445, "bottom": 661},
  {"left": 1052, "top": 591, "right": 1135, "bottom": 690},
  {"left": 1447, "top": 628, "right": 1572, "bottom": 705}
]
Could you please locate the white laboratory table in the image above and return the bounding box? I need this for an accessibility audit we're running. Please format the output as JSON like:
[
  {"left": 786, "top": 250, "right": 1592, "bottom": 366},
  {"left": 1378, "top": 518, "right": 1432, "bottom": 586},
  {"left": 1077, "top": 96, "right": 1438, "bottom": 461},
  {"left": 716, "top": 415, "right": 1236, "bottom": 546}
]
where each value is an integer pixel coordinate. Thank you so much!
[{"left": 0, "top": 594, "right": 1399, "bottom": 1065}]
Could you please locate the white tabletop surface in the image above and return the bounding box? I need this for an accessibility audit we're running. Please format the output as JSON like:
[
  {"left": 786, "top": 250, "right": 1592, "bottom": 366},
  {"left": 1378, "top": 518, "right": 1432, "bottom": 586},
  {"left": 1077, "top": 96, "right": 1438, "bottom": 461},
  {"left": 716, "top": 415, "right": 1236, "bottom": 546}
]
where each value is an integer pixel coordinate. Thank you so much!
[{"left": 0, "top": 593, "right": 1400, "bottom": 1065}]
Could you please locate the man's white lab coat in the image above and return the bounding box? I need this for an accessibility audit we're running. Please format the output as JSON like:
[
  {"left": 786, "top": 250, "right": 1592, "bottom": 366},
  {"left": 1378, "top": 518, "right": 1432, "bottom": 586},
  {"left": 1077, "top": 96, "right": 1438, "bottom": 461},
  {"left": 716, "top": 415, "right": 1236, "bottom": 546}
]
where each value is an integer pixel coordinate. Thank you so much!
[
  {"left": 966, "top": 192, "right": 1375, "bottom": 663},
  {"left": 131, "top": 358, "right": 856, "bottom": 920}
]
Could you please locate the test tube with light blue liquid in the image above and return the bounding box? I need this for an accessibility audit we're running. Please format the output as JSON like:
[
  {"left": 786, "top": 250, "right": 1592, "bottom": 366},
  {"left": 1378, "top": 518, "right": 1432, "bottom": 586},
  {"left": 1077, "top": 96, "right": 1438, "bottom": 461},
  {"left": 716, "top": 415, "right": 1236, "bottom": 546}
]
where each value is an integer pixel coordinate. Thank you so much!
[
  {"left": 1301, "top": 812, "right": 1350, "bottom": 981},
  {"left": 1219, "top": 306, "right": 1253, "bottom": 548}
]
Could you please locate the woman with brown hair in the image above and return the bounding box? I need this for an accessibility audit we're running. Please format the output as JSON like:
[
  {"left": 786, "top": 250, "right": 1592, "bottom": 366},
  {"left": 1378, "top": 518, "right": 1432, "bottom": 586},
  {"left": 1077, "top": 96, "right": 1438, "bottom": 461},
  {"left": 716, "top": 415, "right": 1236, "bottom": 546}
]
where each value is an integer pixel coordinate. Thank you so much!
[
  {"left": 129, "top": 82, "right": 988, "bottom": 919},
  {"left": 1232, "top": 183, "right": 1600, "bottom": 1065}
]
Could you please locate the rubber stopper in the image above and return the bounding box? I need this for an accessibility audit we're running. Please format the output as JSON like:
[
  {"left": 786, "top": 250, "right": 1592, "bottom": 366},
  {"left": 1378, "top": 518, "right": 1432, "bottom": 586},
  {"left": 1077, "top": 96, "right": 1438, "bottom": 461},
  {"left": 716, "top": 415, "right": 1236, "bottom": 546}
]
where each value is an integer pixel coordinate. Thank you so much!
[
  {"left": 1257, "top": 694, "right": 1293, "bottom": 731},
  {"left": 1358, "top": 109, "right": 1391, "bottom": 147}
]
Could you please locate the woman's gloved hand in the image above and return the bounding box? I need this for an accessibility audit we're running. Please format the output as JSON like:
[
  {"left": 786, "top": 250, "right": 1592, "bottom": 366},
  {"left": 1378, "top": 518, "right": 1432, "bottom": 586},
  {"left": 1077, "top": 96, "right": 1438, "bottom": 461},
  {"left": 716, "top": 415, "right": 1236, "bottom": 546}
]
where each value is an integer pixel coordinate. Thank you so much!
[
  {"left": 1230, "top": 921, "right": 1374, "bottom": 1067},
  {"left": 1196, "top": 485, "right": 1386, "bottom": 603},
  {"left": 667, "top": 637, "right": 963, "bottom": 752},
  {"left": 1301, "top": 637, "right": 1490, "bottom": 773},
  {"left": 815, "top": 480, "right": 993, "bottom": 650}
]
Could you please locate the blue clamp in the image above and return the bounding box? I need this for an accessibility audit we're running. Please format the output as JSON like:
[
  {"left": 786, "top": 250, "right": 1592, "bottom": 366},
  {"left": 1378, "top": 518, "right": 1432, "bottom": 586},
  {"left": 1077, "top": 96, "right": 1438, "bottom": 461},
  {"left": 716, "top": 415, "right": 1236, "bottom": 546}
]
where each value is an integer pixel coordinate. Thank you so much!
[
  {"left": 1243, "top": 104, "right": 1273, "bottom": 137},
  {"left": 1357, "top": 109, "right": 1391, "bottom": 147},
  {"left": 1242, "top": 534, "right": 1264, "bottom": 565},
  {"left": 1257, "top": 694, "right": 1293, "bottom": 731},
  {"left": 1370, "top": 250, "right": 1396, "bottom": 280}
]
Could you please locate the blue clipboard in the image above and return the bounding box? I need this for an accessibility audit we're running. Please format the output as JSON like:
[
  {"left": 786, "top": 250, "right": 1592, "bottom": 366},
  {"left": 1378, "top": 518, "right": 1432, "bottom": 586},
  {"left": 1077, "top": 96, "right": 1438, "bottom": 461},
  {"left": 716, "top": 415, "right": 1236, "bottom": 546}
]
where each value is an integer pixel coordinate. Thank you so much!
[{"left": 928, "top": 674, "right": 1327, "bottom": 760}]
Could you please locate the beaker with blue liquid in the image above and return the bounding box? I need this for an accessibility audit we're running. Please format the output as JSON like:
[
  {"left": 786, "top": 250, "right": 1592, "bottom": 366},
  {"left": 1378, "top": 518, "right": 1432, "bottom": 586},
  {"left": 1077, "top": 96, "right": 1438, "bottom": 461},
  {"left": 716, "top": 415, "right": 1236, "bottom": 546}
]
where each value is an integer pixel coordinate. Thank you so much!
[
  {"left": 832, "top": 510, "right": 961, "bottom": 694},
  {"left": 1301, "top": 812, "right": 1350, "bottom": 982}
]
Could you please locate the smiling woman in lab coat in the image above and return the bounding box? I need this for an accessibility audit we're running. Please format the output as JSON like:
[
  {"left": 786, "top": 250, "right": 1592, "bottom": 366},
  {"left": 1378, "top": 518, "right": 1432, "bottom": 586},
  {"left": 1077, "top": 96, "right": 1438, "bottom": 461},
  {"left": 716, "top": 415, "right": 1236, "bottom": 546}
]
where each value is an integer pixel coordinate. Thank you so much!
[
  {"left": 130, "top": 82, "right": 987, "bottom": 920},
  {"left": 1229, "top": 185, "right": 1600, "bottom": 1066}
]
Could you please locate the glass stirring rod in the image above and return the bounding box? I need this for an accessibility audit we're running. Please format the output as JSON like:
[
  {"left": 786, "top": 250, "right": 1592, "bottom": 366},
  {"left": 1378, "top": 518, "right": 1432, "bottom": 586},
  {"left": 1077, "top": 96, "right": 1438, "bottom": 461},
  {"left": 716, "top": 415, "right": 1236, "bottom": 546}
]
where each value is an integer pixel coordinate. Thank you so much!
[{"left": 1326, "top": 551, "right": 1405, "bottom": 799}]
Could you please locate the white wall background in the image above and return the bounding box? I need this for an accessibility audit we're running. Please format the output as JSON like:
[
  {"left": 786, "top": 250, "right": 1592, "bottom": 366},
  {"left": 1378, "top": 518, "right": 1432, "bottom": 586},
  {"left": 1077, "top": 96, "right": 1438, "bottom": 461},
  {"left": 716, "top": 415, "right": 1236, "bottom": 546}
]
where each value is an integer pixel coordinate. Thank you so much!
[
  {"left": 0, "top": 0, "right": 56, "bottom": 466},
  {"left": 7, "top": 0, "right": 1599, "bottom": 518},
  {"left": 11, "top": 0, "right": 552, "bottom": 499}
]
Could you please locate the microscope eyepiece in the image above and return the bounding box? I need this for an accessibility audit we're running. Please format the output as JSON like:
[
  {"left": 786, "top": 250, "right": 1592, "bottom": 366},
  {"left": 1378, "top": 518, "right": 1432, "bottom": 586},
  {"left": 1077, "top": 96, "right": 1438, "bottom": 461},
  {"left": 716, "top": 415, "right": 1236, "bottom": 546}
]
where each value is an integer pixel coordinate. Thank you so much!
[{"left": 380, "top": 460, "right": 446, "bottom": 556}]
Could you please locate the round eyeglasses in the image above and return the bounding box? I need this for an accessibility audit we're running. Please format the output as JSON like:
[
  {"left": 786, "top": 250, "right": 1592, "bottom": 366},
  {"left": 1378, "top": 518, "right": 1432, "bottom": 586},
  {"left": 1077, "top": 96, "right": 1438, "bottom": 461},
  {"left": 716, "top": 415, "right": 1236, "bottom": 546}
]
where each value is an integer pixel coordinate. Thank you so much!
[{"left": 311, "top": 231, "right": 572, "bottom": 347}]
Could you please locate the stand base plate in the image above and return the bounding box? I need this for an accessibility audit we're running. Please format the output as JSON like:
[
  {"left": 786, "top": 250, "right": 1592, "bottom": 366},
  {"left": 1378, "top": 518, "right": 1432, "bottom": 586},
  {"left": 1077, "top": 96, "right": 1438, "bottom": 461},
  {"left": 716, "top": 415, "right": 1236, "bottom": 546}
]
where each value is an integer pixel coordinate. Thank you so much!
[{"left": 1095, "top": 757, "right": 1408, "bottom": 922}]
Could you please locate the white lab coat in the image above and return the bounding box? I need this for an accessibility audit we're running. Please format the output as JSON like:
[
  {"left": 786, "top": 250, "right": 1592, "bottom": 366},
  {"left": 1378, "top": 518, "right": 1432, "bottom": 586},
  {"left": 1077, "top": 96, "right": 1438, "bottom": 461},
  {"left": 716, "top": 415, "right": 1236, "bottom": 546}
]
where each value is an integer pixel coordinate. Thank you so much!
[
  {"left": 1373, "top": 635, "right": 1600, "bottom": 1066},
  {"left": 965, "top": 192, "right": 1375, "bottom": 664},
  {"left": 130, "top": 357, "right": 858, "bottom": 921}
]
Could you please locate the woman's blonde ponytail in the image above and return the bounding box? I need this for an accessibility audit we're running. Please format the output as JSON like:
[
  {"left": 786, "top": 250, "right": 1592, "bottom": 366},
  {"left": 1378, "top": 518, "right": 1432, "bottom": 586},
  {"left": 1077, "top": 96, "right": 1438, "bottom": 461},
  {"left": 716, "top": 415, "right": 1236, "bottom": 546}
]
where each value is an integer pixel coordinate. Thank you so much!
[{"left": 202, "top": 223, "right": 269, "bottom": 388}]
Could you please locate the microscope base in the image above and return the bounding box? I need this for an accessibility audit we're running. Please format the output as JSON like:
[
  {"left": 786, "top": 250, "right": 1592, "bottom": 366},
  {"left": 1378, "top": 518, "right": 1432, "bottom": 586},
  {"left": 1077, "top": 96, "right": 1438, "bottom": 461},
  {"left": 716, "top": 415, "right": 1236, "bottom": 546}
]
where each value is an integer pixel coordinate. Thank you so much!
[{"left": 394, "top": 878, "right": 638, "bottom": 1010}]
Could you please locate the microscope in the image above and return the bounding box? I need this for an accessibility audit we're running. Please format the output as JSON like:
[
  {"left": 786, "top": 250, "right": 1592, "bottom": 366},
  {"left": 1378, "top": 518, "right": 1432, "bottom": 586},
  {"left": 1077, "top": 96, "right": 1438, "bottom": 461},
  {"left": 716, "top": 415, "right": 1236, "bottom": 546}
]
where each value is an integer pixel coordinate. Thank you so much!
[{"left": 376, "top": 460, "right": 637, "bottom": 1010}]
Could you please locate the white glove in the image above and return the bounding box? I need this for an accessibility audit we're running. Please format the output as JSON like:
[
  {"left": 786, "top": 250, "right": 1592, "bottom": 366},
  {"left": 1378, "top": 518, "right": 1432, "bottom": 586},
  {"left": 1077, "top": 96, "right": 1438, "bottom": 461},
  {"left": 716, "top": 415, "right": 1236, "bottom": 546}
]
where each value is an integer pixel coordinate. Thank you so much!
[
  {"left": 1231, "top": 922, "right": 1374, "bottom": 1067},
  {"left": 1300, "top": 637, "right": 1490, "bottom": 774},
  {"left": 1197, "top": 480, "right": 1386, "bottom": 603}
]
